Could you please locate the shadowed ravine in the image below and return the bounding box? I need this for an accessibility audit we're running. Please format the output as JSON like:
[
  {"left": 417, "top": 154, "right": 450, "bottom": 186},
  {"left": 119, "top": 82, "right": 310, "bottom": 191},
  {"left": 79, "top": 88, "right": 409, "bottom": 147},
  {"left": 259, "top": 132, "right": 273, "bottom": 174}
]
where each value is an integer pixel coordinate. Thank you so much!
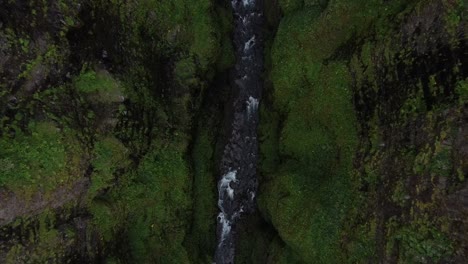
[{"left": 214, "top": 0, "right": 265, "bottom": 263}]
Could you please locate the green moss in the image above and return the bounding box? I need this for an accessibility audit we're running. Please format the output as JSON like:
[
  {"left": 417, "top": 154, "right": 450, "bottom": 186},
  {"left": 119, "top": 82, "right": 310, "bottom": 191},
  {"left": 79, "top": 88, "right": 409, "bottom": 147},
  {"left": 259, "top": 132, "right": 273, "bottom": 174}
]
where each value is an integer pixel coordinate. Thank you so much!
[
  {"left": 121, "top": 145, "right": 192, "bottom": 263},
  {"left": 4, "top": 209, "right": 73, "bottom": 263},
  {"left": 235, "top": 215, "right": 279, "bottom": 264},
  {"left": 0, "top": 0, "right": 235, "bottom": 261},
  {"left": 75, "top": 70, "right": 121, "bottom": 97},
  {"left": 443, "top": 0, "right": 464, "bottom": 38},
  {"left": 185, "top": 119, "right": 217, "bottom": 262},
  {"left": 279, "top": 0, "right": 304, "bottom": 14},
  {"left": 215, "top": 6, "right": 235, "bottom": 72},
  {"left": 5, "top": 244, "right": 24, "bottom": 264},
  {"left": 265, "top": 237, "right": 303, "bottom": 264},
  {"left": 258, "top": 103, "right": 281, "bottom": 175},
  {"left": 0, "top": 122, "right": 71, "bottom": 194},
  {"left": 119, "top": 0, "right": 227, "bottom": 74},
  {"left": 18, "top": 43, "right": 61, "bottom": 80},
  {"left": 11, "top": 0, "right": 467, "bottom": 262},
  {"left": 455, "top": 78, "right": 468, "bottom": 104},
  {"left": 345, "top": 220, "right": 377, "bottom": 263},
  {"left": 174, "top": 57, "right": 199, "bottom": 87},
  {"left": 260, "top": 1, "right": 402, "bottom": 262},
  {"left": 90, "top": 200, "right": 119, "bottom": 243},
  {"left": 429, "top": 141, "right": 452, "bottom": 178},
  {"left": 260, "top": 62, "right": 358, "bottom": 263},
  {"left": 87, "top": 136, "right": 129, "bottom": 201},
  {"left": 395, "top": 217, "right": 454, "bottom": 262},
  {"left": 188, "top": 0, "right": 222, "bottom": 71},
  {"left": 216, "top": 34, "right": 236, "bottom": 72}
]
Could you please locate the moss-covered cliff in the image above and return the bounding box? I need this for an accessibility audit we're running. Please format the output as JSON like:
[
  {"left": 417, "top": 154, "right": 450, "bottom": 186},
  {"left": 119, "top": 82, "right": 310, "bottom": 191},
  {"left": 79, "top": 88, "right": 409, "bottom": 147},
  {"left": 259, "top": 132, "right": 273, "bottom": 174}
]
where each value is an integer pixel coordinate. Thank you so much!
[
  {"left": 255, "top": 0, "right": 467, "bottom": 263},
  {"left": 0, "top": 0, "right": 467, "bottom": 263},
  {"left": 0, "top": 0, "right": 232, "bottom": 262}
]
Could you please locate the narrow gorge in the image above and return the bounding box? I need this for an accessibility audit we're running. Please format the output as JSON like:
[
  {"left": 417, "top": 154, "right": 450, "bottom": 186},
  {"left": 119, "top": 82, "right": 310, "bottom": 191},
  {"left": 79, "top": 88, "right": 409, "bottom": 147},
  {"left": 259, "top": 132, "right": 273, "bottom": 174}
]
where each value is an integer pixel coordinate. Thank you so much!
[
  {"left": 0, "top": 0, "right": 467, "bottom": 263},
  {"left": 215, "top": 0, "right": 264, "bottom": 263}
]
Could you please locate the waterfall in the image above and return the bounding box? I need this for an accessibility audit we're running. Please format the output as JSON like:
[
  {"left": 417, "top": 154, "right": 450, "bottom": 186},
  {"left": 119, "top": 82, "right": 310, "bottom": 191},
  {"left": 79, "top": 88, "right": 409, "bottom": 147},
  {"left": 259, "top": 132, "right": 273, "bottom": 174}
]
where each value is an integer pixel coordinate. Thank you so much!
[{"left": 214, "top": 0, "right": 264, "bottom": 263}]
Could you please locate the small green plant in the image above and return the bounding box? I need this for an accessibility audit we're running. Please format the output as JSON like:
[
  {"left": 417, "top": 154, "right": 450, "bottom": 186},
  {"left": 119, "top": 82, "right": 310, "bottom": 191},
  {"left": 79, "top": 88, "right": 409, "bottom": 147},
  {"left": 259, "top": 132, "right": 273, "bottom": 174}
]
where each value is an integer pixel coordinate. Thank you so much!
[
  {"left": 396, "top": 223, "right": 454, "bottom": 262},
  {"left": 18, "top": 38, "right": 30, "bottom": 53},
  {"left": 87, "top": 136, "right": 129, "bottom": 200},
  {"left": 455, "top": 78, "right": 468, "bottom": 104},
  {"left": 75, "top": 70, "right": 120, "bottom": 94}
]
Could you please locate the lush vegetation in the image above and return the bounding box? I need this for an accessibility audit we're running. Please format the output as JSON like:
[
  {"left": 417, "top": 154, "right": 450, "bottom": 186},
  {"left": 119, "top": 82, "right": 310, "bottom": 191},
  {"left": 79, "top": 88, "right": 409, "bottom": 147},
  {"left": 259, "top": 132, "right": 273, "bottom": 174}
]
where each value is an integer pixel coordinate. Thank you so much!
[
  {"left": 0, "top": 0, "right": 232, "bottom": 262},
  {"left": 0, "top": 122, "right": 72, "bottom": 193},
  {"left": 0, "top": 0, "right": 466, "bottom": 263},
  {"left": 255, "top": 0, "right": 467, "bottom": 263}
]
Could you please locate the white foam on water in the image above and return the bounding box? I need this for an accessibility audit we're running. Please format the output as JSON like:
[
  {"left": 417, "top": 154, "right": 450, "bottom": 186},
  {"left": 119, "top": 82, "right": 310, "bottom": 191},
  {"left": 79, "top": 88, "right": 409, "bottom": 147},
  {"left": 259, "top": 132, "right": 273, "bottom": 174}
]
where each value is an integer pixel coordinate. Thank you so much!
[
  {"left": 227, "top": 186, "right": 235, "bottom": 199},
  {"left": 250, "top": 191, "right": 256, "bottom": 201},
  {"left": 217, "top": 171, "right": 238, "bottom": 245},
  {"left": 218, "top": 212, "right": 232, "bottom": 243},
  {"left": 219, "top": 170, "right": 237, "bottom": 201},
  {"left": 243, "top": 0, "right": 254, "bottom": 7},
  {"left": 217, "top": 0, "right": 259, "bottom": 257},
  {"left": 244, "top": 35, "right": 256, "bottom": 52},
  {"left": 246, "top": 96, "right": 259, "bottom": 119}
]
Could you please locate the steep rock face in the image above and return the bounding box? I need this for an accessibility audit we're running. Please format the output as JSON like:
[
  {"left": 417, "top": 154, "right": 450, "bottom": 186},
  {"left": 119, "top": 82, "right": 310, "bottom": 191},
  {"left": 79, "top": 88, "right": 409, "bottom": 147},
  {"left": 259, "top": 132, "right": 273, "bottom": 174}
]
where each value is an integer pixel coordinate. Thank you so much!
[
  {"left": 346, "top": 1, "right": 467, "bottom": 262},
  {"left": 257, "top": 0, "right": 467, "bottom": 263},
  {"left": 0, "top": 0, "right": 233, "bottom": 262}
]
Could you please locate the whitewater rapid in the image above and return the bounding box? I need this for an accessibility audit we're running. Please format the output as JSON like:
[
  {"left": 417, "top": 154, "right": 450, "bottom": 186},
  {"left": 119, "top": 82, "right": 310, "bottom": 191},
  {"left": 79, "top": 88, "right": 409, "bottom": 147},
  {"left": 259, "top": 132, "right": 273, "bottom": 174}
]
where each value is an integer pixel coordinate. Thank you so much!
[{"left": 214, "top": 0, "right": 264, "bottom": 263}]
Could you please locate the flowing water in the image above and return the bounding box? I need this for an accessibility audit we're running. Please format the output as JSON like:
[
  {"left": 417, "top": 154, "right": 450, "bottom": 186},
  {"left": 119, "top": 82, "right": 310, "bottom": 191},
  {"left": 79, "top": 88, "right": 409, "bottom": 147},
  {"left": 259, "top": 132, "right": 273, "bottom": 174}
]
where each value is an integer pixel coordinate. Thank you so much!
[{"left": 214, "top": 0, "right": 264, "bottom": 263}]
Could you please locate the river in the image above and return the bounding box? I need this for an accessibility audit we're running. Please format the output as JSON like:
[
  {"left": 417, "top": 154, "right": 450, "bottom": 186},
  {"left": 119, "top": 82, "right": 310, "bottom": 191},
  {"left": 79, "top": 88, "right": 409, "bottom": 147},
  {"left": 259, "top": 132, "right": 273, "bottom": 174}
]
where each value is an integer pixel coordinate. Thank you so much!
[{"left": 214, "top": 0, "right": 264, "bottom": 263}]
